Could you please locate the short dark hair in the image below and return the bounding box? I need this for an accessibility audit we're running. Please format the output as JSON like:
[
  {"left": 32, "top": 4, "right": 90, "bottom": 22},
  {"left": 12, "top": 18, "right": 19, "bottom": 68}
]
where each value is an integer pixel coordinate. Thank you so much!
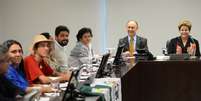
[
  {"left": 76, "top": 27, "right": 93, "bottom": 42},
  {"left": 40, "top": 32, "right": 51, "bottom": 39},
  {"left": 3, "top": 40, "right": 23, "bottom": 53},
  {"left": 55, "top": 25, "right": 70, "bottom": 37}
]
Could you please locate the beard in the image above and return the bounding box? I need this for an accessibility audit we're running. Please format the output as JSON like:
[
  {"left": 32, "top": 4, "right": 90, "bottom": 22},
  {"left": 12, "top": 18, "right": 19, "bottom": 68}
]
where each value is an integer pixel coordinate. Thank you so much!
[{"left": 58, "top": 39, "right": 69, "bottom": 47}]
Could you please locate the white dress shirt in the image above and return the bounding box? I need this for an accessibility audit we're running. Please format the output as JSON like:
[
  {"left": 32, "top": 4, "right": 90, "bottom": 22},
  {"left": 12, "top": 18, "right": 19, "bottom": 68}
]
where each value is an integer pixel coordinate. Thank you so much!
[{"left": 53, "top": 40, "right": 69, "bottom": 67}]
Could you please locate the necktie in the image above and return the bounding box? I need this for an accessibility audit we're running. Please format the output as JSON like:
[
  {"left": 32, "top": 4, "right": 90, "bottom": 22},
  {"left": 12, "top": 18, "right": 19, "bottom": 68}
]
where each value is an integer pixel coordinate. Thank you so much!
[{"left": 129, "top": 36, "right": 135, "bottom": 64}]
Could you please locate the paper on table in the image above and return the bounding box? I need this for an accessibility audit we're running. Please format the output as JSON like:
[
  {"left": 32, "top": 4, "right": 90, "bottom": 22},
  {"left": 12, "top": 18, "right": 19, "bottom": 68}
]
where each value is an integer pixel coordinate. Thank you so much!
[
  {"left": 39, "top": 97, "right": 50, "bottom": 101},
  {"left": 43, "top": 92, "right": 60, "bottom": 97},
  {"left": 60, "top": 82, "right": 68, "bottom": 88},
  {"left": 48, "top": 77, "right": 60, "bottom": 81}
]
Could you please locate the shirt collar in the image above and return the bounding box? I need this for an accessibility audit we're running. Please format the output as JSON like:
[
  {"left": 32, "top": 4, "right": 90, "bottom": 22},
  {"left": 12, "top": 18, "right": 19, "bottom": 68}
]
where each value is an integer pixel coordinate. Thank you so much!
[
  {"left": 78, "top": 42, "right": 90, "bottom": 49},
  {"left": 54, "top": 39, "right": 67, "bottom": 49},
  {"left": 128, "top": 33, "right": 137, "bottom": 41}
]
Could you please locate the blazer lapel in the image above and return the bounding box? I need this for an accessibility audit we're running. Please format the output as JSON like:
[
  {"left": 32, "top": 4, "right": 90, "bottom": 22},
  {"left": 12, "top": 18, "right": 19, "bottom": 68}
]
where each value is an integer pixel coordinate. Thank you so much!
[
  {"left": 122, "top": 36, "right": 129, "bottom": 52},
  {"left": 136, "top": 35, "right": 141, "bottom": 50}
]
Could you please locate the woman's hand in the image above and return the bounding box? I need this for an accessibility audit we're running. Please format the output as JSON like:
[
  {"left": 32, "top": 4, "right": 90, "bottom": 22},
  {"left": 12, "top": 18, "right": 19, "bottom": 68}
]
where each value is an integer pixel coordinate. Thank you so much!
[
  {"left": 176, "top": 45, "right": 182, "bottom": 54},
  {"left": 187, "top": 43, "right": 196, "bottom": 55}
]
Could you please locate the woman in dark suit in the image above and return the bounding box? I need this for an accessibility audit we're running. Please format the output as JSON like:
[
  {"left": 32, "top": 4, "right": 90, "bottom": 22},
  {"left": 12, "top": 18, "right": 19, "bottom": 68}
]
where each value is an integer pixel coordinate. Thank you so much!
[{"left": 167, "top": 19, "right": 200, "bottom": 56}]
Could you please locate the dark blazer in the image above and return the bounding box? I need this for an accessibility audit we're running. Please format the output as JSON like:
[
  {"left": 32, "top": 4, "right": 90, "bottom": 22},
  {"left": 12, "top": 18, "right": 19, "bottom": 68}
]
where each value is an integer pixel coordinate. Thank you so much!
[
  {"left": 0, "top": 75, "right": 17, "bottom": 101},
  {"left": 167, "top": 36, "right": 200, "bottom": 56},
  {"left": 118, "top": 35, "right": 149, "bottom": 52}
]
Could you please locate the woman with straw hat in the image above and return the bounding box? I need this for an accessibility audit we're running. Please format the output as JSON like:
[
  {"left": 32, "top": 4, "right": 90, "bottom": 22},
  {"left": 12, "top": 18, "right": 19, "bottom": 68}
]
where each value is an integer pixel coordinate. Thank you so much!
[{"left": 24, "top": 34, "right": 70, "bottom": 85}]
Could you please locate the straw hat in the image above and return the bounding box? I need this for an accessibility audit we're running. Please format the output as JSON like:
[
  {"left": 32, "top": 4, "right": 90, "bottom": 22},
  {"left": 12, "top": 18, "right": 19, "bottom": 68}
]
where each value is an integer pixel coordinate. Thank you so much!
[{"left": 30, "top": 34, "right": 53, "bottom": 52}]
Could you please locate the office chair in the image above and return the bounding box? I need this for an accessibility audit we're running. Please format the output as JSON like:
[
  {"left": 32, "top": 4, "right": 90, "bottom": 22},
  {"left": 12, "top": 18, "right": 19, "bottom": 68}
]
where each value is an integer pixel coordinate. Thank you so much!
[{"left": 163, "top": 40, "right": 170, "bottom": 55}]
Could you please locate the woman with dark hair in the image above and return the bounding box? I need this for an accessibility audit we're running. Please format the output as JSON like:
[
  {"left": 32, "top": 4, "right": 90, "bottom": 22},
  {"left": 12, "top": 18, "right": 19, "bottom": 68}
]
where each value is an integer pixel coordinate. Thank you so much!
[
  {"left": 3, "top": 40, "right": 54, "bottom": 93},
  {"left": 167, "top": 19, "right": 200, "bottom": 56},
  {"left": 68, "top": 27, "right": 94, "bottom": 68},
  {"left": 3, "top": 40, "right": 26, "bottom": 78},
  {"left": 0, "top": 44, "right": 17, "bottom": 101}
]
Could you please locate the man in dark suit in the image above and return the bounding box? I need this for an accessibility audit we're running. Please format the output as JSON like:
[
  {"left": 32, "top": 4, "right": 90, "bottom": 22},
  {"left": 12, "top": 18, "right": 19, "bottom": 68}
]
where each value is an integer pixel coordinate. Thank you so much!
[{"left": 118, "top": 20, "right": 148, "bottom": 54}]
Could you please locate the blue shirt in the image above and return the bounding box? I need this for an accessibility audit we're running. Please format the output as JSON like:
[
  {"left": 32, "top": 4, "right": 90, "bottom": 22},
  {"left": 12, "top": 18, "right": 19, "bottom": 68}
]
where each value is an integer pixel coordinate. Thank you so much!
[{"left": 5, "top": 64, "right": 28, "bottom": 92}]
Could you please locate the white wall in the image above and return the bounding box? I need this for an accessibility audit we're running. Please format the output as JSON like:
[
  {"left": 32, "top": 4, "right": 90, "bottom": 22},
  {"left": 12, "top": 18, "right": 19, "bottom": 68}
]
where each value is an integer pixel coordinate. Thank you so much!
[
  {"left": 1, "top": 0, "right": 201, "bottom": 56},
  {"left": 107, "top": 0, "right": 201, "bottom": 55},
  {"left": 0, "top": 2, "right": 3, "bottom": 42},
  {"left": 0, "top": 16, "right": 3, "bottom": 43},
  {"left": 0, "top": 0, "right": 104, "bottom": 56}
]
